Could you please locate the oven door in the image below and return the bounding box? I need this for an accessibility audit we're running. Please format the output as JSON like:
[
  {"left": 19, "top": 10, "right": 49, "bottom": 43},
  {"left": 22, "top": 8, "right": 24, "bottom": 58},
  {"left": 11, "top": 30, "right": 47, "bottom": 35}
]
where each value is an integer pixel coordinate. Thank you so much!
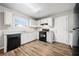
[{"left": 39, "top": 31, "right": 46, "bottom": 42}]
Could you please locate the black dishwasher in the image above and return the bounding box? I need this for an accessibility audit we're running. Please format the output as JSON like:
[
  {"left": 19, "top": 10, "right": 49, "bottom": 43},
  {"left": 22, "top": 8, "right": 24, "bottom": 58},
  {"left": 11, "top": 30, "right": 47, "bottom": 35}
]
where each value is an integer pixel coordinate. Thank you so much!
[{"left": 7, "top": 34, "right": 21, "bottom": 52}]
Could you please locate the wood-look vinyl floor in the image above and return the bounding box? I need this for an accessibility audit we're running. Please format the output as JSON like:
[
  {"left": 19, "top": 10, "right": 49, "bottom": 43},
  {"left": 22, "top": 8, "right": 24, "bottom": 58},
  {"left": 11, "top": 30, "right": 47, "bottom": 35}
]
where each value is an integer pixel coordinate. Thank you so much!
[{"left": 0, "top": 40, "right": 72, "bottom": 56}]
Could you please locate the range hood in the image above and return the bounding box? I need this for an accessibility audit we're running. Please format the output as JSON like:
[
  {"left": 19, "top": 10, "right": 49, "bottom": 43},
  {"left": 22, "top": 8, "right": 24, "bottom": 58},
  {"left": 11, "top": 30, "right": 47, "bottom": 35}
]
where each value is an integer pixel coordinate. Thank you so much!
[{"left": 41, "top": 23, "right": 48, "bottom": 25}]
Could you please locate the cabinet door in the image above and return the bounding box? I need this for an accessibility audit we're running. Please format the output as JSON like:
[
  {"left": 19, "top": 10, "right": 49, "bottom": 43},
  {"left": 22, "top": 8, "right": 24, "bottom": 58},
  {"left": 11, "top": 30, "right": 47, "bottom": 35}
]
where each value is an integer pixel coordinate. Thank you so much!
[
  {"left": 69, "top": 33, "right": 73, "bottom": 47},
  {"left": 21, "top": 32, "right": 37, "bottom": 45},
  {"left": 47, "top": 17, "right": 53, "bottom": 27},
  {"left": 40, "top": 18, "right": 48, "bottom": 24},
  {"left": 21, "top": 33, "right": 27, "bottom": 44},
  {"left": 43, "top": 19, "right": 48, "bottom": 23},
  {"left": 29, "top": 19, "right": 37, "bottom": 27},
  {"left": 26, "top": 33, "right": 33, "bottom": 43},
  {"left": 4, "top": 11, "right": 13, "bottom": 25},
  {"left": 21, "top": 33, "right": 30, "bottom": 44},
  {"left": 37, "top": 20, "right": 41, "bottom": 26},
  {"left": 29, "top": 32, "right": 37, "bottom": 41},
  {"left": 40, "top": 19, "right": 44, "bottom": 24},
  {"left": 47, "top": 32, "right": 53, "bottom": 43},
  {"left": 40, "top": 17, "right": 53, "bottom": 27},
  {"left": 32, "top": 32, "right": 37, "bottom": 40},
  {"left": 0, "top": 12, "right": 4, "bottom": 27},
  {"left": 0, "top": 31, "right": 3, "bottom": 49}
]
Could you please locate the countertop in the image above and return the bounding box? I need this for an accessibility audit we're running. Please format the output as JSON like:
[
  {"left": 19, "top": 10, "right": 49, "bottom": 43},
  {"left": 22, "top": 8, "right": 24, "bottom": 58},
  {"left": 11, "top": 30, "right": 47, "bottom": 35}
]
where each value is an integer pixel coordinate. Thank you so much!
[{"left": 1, "top": 29, "right": 37, "bottom": 35}]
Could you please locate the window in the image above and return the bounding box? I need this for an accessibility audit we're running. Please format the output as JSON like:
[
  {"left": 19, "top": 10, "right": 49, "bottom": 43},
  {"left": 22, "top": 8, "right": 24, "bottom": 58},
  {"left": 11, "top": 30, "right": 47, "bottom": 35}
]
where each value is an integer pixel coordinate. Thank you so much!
[{"left": 15, "top": 17, "right": 28, "bottom": 26}]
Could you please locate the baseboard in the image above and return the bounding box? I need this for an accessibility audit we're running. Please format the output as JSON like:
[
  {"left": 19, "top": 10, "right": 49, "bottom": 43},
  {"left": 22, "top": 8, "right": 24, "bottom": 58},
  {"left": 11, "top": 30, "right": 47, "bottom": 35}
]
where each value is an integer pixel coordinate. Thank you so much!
[
  {"left": 54, "top": 41, "right": 72, "bottom": 48},
  {"left": 21, "top": 39, "right": 37, "bottom": 46}
]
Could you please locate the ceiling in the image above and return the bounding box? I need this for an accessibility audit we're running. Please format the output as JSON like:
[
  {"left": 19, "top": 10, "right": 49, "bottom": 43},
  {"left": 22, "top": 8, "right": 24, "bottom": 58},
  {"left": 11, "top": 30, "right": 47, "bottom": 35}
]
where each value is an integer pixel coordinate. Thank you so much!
[{"left": 0, "top": 3, "right": 75, "bottom": 19}]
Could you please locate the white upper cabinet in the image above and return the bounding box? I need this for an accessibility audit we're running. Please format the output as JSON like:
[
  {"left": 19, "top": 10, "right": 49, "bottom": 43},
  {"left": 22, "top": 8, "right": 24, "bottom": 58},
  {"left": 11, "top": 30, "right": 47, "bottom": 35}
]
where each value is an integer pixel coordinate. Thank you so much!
[
  {"left": 29, "top": 19, "right": 37, "bottom": 27},
  {"left": 37, "top": 20, "right": 41, "bottom": 27},
  {"left": 29, "top": 17, "right": 54, "bottom": 28},
  {"left": 40, "top": 18, "right": 48, "bottom": 24},
  {"left": 40, "top": 17, "right": 54, "bottom": 27},
  {"left": 40, "top": 19, "right": 44, "bottom": 24},
  {"left": 0, "top": 12, "right": 4, "bottom": 27},
  {"left": 47, "top": 17, "right": 54, "bottom": 27},
  {"left": 4, "top": 11, "right": 13, "bottom": 25}
]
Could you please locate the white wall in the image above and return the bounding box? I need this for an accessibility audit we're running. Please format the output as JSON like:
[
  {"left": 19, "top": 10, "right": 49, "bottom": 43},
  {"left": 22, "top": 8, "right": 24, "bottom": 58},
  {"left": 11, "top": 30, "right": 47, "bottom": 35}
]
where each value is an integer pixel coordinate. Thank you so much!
[
  {"left": 0, "top": 12, "right": 4, "bottom": 27},
  {"left": 0, "top": 12, "right": 5, "bottom": 49},
  {"left": 0, "top": 5, "right": 37, "bottom": 49},
  {"left": 36, "top": 10, "right": 75, "bottom": 45},
  {"left": 0, "top": 5, "right": 75, "bottom": 49},
  {"left": 52, "top": 10, "right": 74, "bottom": 45},
  {"left": 0, "top": 5, "right": 37, "bottom": 31},
  {"left": 37, "top": 10, "right": 75, "bottom": 45},
  {"left": 53, "top": 10, "right": 74, "bottom": 32}
]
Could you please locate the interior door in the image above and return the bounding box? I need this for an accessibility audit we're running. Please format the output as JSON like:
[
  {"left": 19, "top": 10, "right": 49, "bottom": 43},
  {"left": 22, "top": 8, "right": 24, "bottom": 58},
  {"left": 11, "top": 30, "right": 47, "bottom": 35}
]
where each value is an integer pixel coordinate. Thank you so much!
[{"left": 54, "top": 16, "right": 69, "bottom": 44}]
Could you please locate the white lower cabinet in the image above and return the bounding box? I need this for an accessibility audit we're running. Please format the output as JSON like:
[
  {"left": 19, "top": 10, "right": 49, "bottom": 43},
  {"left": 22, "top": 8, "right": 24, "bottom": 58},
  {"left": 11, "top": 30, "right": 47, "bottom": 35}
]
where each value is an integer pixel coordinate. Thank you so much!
[
  {"left": 36, "top": 32, "right": 39, "bottom": 39},
  {"left": 29, "top": 19, "right": 37, "bottom": 27},
  {"left": 4, "top": 11, "right": 13, "bottom": 25},
  {"left": 21, "top": 32, "right": 37, "bottom": 45},
  {"left": 47, "top": 32, "right": 54, "bottom": 43},
  {"left": 0, "top": 31, "right": 4, "bottom": 49},
  {"left": 69, "top": 32, "right": 73, "bottom": 47},
  {"left": 21, "top": 33, "right": 28, "bottom": 44}
]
